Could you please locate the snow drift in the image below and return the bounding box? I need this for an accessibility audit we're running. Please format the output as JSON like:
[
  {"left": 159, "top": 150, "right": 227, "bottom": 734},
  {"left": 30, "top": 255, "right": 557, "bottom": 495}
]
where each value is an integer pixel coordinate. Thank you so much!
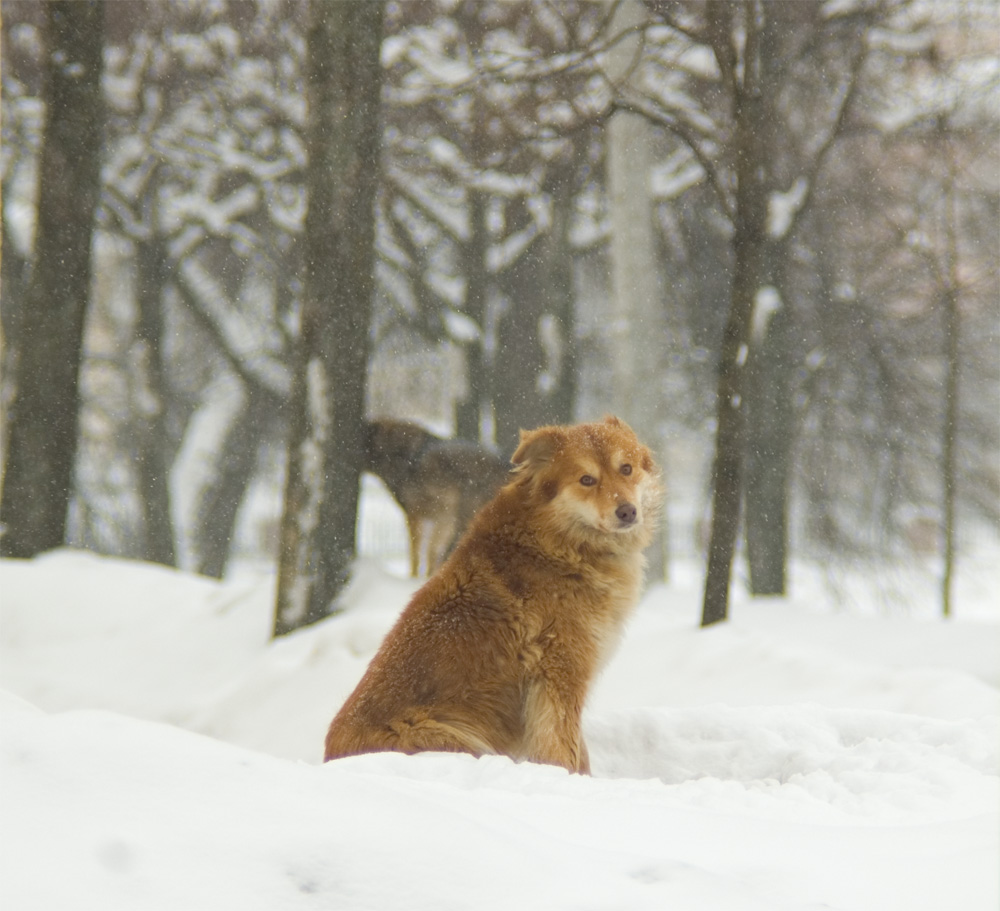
[{"left": 1, "top": 550, "right": 997, "bottom": 910}]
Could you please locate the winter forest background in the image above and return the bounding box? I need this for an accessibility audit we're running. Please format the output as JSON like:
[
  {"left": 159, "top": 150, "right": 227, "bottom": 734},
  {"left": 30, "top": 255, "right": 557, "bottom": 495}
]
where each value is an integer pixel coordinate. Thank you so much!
[{"left": 1, "top": 0, "right": 997, "bottom": 633}]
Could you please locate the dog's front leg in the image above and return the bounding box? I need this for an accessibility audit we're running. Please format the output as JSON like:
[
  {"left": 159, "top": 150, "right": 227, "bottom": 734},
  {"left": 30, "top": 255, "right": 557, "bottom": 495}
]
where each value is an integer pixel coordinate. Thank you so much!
[{"left": 522, "top": 677, "right": 590, "bottom": 774}]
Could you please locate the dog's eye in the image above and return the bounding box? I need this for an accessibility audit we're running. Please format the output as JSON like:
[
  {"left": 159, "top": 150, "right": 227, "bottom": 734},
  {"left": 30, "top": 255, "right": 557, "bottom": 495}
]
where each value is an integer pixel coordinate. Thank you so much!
[
  {"left": 580, "top": 475, "right": 597, "bottom": 487},
  {"left": 620, "top": 464, "right": 632, "bottom": 476}
]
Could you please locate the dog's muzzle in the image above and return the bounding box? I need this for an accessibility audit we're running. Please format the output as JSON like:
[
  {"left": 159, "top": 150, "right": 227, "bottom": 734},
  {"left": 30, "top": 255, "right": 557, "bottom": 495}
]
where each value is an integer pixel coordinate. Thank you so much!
[{"left": 615, "top": 503, "right": 638, "bottom": 527}]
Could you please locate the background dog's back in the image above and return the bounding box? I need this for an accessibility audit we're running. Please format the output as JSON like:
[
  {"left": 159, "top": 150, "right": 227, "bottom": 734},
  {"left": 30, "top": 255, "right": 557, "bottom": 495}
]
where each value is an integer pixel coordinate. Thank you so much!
[{"left": 363, "top": 419, "right": 509, "bottom": 575}]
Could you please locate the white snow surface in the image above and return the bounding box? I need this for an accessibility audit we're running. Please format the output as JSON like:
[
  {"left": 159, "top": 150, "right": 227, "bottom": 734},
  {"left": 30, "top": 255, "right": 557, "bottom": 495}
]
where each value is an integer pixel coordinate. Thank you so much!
[{"left": 1, "top": 549, "right": 997, "bottom": 911}]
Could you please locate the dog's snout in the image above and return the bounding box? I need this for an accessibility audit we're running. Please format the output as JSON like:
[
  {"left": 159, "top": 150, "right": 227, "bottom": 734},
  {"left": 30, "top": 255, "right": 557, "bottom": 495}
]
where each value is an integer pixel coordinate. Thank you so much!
[{"left": 615, "top": 503, "right": 637, "bottom": 526}]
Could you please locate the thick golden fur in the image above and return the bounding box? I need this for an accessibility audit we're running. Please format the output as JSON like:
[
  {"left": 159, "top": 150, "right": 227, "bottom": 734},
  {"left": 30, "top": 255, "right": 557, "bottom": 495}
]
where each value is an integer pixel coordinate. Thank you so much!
[{"left": 325, "top": 416, "right": 662, "bottom": 773}]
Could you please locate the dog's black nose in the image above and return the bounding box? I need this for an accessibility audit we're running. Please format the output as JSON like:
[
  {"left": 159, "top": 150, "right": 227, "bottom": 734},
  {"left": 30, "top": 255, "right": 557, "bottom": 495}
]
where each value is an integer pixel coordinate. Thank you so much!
[{"left": 615, "top": 503, "right": 637, "bottom": 526}]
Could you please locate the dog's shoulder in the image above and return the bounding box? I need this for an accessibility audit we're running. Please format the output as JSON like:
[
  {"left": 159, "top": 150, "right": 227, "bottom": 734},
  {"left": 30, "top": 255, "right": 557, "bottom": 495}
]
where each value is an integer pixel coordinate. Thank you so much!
[
  {"left": 366, "top": 419, "right": 440, "bottom": 457},
  {"left": 418, "top": 438, "right": 510, "bottom": 485}
]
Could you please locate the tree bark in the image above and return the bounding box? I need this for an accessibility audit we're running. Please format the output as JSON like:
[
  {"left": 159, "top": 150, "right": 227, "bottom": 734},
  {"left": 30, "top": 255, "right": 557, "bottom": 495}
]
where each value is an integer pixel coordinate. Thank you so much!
[
  {"left": 941, "top": 281, "right": 959, "bottom": 619},
  {"left": 539, "top": 154, "right": 579, "bottom": 431},
  {"left": 192, "top": 395, "right": 264, "bottom": 579},
  {"left": 1, "top": 1, "right": 105, "bottom": 558},
  {"left": 744, "top": 299, "right": 793, "bottom": 596},
  {"left": 133, "top": 233, "right": 177, "bottom": 567},
  {"left": 493, "top": 160, "right": 580, "bottom": 458},
  {"left": 743, "top": 274, "right": 795, "bottom": 596},
  {"left": 701, "top": 2, "right": 768, "bottom": 626},
  {"left": 493, "top": 248, "right": 553, "bottom": 458},
  {"left": 601, "top": 0, "right": 669, "bottom": 581},
  {"left": 274, "top": 0, "right": 384, "bottom": 637},
  {"left": 606, "top": 106, "right": 668, "bottom": 583},
  {"left": 456, "top": 189, "right": 490, "bottom": 442},
  {"left": 700, "top": 222, "right": 764, "bottom": 625},
  {"left": 940, "top": 127, "right": 961, "bottom": 619}
]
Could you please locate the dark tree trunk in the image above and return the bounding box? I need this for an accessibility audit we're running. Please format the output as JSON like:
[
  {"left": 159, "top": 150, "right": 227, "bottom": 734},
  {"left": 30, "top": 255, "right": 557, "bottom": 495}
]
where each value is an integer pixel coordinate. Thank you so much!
[
  {"left": 492, "top": 255, "right": 550, "bottom": 458},
  {"left": 940, "top": 131, "right": 961, "bottom": 620},
  {"left": 456, "top": 190, "right": 489, "bottom": 442},
  {"left": 941, "top": 282, "right": 959, "bottom": 619},
  {"left": 274, "top": 0, "right": 384, "bottom": 637},
  {"left": 701, "top": 4, "right": 768, "bottom": 627},
  {"left": 701, "top": 218, "right": 764, "bottom": 625},
  {"left": 0, "top": 1, "right": 105, "bottom": 558},
  {"left": 539, "top": 156, "right": 579, "bottom": 429},
  {"left": 193, "top": 397, "right": 262, "bottom": 579},
  {"left": 133, "top": 234, "right": 177, "bottom": 567},
  {"left": 492, "top": 164, "right": 579, "bottom": 458},
  {"left": 738, "top": 8, "right": 792, "bottom": 600},
  {"left": 744, "top": 299, "right": 793, "bottom": 596}
]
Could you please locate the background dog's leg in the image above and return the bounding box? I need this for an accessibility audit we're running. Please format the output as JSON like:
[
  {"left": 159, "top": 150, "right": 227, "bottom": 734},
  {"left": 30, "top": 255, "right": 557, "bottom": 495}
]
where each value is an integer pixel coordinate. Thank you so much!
[{"left": 407, "top": 516, "right": 422, "bottom": 577}]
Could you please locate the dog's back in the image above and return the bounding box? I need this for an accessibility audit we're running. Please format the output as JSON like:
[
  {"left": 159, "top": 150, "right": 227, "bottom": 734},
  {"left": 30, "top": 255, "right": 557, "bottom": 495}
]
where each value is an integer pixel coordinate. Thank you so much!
[
  {"left": 364, "top": 419, "right": 510, "bottom": 575},
  {"left": 363, "top": 419, "right": 439, "bottom": 501},
  {"left": 326, "top": 416, "right": 662, "bottom": 773},
  {"left": 418, "top": 436, "right": 510, "bottom": 530}
]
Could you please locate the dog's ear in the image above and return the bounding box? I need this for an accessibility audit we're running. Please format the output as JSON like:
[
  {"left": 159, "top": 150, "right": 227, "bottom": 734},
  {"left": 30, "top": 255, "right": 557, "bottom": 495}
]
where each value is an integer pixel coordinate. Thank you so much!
[
  {"left": 511, "top": 426, "right": 565, "bottom": 473},
  {"left": 602, "top": 414, "right": 634, "bottom": 435}
]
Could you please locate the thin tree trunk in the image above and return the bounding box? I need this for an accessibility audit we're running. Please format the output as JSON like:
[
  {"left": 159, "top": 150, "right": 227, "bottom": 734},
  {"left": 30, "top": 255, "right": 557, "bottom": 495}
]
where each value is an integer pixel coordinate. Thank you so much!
[
  {"left": 493, "top": 252, "right": 551, "bottom": 458},
  {"left": 133, "top": 234, "right": 177, "bottom": 566},
  {"left": 940, "top": 131, "right": 961, "bottom": 619},
  {"left": 701, "top": 233, "right": 762, "bottom": 625},
  {"left": 540, "top": 154, "right": 579, "bottom": 430},
  {"left": 941, "top": 284, "right": 958, "bottom": 619},
  {"left": 456, "top": 190, "right": 489, "bottom": 442},
  {"left": 0, "top": 1, "right": 105, "bottom": 558},
  {"left": 701, "top": 4, "right": 768, "bottom": 626},
  {"left": 193, "top": 396, "right": 268, "bottom": 579},
  {"left": 744, "top": 297, "right": 793, "bottom": 596},
  {"left": 274, "top": 0, "right": 384, "bottom": 637}
]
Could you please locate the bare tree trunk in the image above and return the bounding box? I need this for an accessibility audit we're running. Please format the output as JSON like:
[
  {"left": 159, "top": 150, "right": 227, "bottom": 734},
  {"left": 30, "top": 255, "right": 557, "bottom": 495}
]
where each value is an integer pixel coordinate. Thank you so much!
[
  {"left": 744, "top": 293, "right": 793, "bottom": 596},
  {"left": 0, "top": 1, "right": 105, "bottom": 558},
  {"left": 493, "top": 251, "right": 553, "bottom": 458},
  {"left": 606, "top": 106, "right": 668, "bottom": 584},
  {"left": 941, "top": 283, "right": 959, "bottom": 619},
  {"left": 540, "top": 154, "right": 580, "bottom": 431},
  {"left": 493, "top": 156, "right": 581, "bottom": 458},
  {"left": 133, "top": 234, "right": 177, "bottom": 567},
  {"left": 701, "top": 3, "right": 768, "bottom": 627},
  {"left": 193, "top": 395, "right": 264, "bottom": 579},
  {"left": 274, "top": 1, "right": 384, "bottom": 637},
  {"left": 456, "top": 190, "right": 489, "bottom": 442},
  {"left": 738, "top": 7, "right": 792, "bottom": 600},
  {"left": 701, "top": 224, "right": 764, "bottom": 625},
  {"left": 940, "top": 129, "right": 961, "bottom": 619}
]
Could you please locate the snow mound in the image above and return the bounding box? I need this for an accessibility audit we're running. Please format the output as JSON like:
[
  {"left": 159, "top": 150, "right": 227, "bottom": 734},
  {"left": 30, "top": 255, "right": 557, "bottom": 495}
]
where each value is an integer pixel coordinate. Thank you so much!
[
  {"left": 589, "top": 705, "right": 998, "bottom": 823},
  {"left": 1, "top": 549, "right": 998, "bottom": 910},
  {"left": 2, "top": 700, "right": 997, "bottom": 911}
]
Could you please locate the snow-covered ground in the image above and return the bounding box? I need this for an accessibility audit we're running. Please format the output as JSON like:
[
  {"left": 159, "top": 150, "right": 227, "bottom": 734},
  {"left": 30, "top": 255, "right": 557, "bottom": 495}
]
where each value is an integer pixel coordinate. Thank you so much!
[{"left": 1, "top": 543, "right": 997, "bottom": 910}]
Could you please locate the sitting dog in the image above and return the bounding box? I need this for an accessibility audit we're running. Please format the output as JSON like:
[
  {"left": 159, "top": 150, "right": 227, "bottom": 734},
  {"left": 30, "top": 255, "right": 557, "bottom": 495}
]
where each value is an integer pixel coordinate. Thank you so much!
[
  {"left": 363, "top": 419, "right": 510, "bottom": 576},
  {"left": 326, "top": 416, "right": 662, "bottom": 773}
]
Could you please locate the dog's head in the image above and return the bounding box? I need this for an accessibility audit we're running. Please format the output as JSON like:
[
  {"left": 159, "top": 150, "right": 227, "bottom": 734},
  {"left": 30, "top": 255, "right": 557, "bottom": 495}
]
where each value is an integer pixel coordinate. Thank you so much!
[{"left": 510, "top": 416, "right": 661, "bottom": 553}]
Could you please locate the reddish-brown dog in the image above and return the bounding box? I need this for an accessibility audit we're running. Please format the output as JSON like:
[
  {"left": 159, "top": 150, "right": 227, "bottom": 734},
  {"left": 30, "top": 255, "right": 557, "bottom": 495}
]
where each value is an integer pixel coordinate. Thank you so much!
[{"left": 324, "top": 416, "right": 661, "bottom": 773}]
